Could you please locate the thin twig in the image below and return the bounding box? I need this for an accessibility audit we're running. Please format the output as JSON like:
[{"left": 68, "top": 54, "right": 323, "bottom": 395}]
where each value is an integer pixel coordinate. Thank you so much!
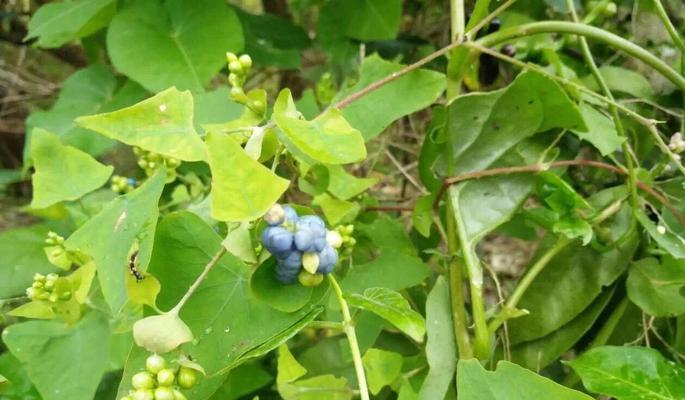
[
  {"left": 170, "top": 246, "right": 227, "bottom": 315},
  {"left": 431, "top": 159, "right": 685, "bottom": 228}
]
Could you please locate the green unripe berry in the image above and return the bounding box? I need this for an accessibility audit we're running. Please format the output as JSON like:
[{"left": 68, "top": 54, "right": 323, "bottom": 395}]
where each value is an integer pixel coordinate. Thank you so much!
[
  {"left": 131, "top": 371, "right": 155, "bottom": 390},
  {"left": 157, "top": 368, "right": 175, "bottom": 386},
  {"left": 226, "top": 52, "right": 238, "bottom": 63},
  {"left": 154, "top": 387, "right": 175, "bottom": 400},
  {"left": 238, "top": 54, "right": 252, "bottom": 69},
  {"left": 228, "top": 61, "right": 243, "bottom": 74},
  {"left": 603, "top": 2, "right": 617, "bottom": 16},
  {"left": 145, "top": 354, "right": 166, "bottom": 374},
  {"left": 298, "top": 271, "right": 324, "bottom": 287},
  {"left": 132, "top": 389, "right": 154, "bottom": 400},
  {"left": 177, "top": 367, "right": 197, "bottom": 389},
  {"left": 228, "top": 73, "right": 240, "bottom": 87},
  {"left": 173, "top": 390, "right": 188, "bottom": 400}
]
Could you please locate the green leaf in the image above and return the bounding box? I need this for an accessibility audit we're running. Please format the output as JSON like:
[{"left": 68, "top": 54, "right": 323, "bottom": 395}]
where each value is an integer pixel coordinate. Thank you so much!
[
  {"left": 0, "top": 224, "right": 59, "bottom": 298},
  {"left": 0, "top": 353, "right": 41, "bottom": 399},
  {"left": 26, "top": 65, "right": 148, "bottom": 157},
  {"left": 277, "top": 344, "right": 307, "bottom": 384},
  {"left": 326, "top": 165, "right": 377, "bottom": 201},
  {"left": 210, "top": 362, "right": 273, "bottom": 400},
  {"left": 117, "top": 212, "right": 324, "bottom": 399},
  {"left": 341, "top": 252, "right": 430, "bottom": 294},
  {"left": 627, "top": 256, "right": 685, "bottom": 317},
  {"left": 2, "top": 311, "right": 111, "bottom": 400},
  {"left": 508, "top": 192, "right": 637, "bottom": 344},
  {"left": 106, "top": 0, "right": 243, "bottom": 92},
  {"left": 583, "top": 66, "right": 656, "bottom": 100},
  {"left": 26, "top": 0, "right": 115, "bottom": 48},
  {"left": 236, "top": 9, "right": 310, "bottom": 69},
  {"left": 132, "top": 312, "right": 194, "bottom": 353},
  {"left": 636, "top": 210, "right": 685, "bottom": 259},
  {"left": 125, "top": 272, "right": 161, "bottom": 309},
  {"left": 314, "top": 194, "right": 360, "bottom": 225},
  {"left": 336, "top": 55, "right": 446, "bottom": 141},
  {"left": 571, "top": 104, "right": 625, "bottom": 156},
  {"left": 509, "top": 288, "right": 614, "bottom": 370},
  {"left": 65, "top": 170, "right": 166, "bottom": 312},
  {"left": 29, "top": 128, "right": 113, "bottom": 209},
  {"left": 8, "top": 301, "right": 55, "bottom": 320},
  {"left": 274, "top": 89, "right": 366, "bottom": 165},
  {"left": 279, "top": 374, "right": 352, "bottom": 400},
  {"left": 440, "top": 70, "right": 585, "bottom": 176},
  {"left": 250, "top": 258, "right": 321, "bottom": 313},
  {"left": 222, "top": 222, "right": 257, "bottom": 264},
  {"left": 193, "top": 87, "right": 244, "bottom": 133},
  {"left": 412, "top": 194, "right": 434, "bottom": 237},
  {"left": 362, "top": 348, "right": 403, "bottom": 395},
  {"left": 206, "top": 132, "right": 289, "bottom": 221},
  {"left": 347, "top": 287, "right": 426, "bottom": 342},
  {"left": 76, "top": 87, "right": 207, "bottom": 162},
  {"left": 457, "top": 359, "right": 593, "bottom": 400},
  {"left": 338, "top": 0, "right": 402, "bottom": 41},
  {"left": 418, "top": 276, "right": 457, "bottom": 400},
  {"left": 570, "top": 346, "right": 685, "bottom": 400}
]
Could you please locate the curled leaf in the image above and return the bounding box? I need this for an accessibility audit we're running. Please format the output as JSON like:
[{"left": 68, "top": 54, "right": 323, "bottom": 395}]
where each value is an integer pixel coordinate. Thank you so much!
[{"left": 133, "top": 312, "right": 193, "bottom": 354}]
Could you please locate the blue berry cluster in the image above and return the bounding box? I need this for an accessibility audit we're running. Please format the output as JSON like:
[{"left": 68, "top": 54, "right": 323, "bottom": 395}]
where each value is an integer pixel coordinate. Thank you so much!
[{"left": 261, "top": 204, "right": 341, "bottom": 285}]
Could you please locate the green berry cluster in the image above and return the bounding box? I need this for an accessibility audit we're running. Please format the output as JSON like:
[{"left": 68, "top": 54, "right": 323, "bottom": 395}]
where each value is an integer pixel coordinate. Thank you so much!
[
  {"left": 120, "top": 354, "right": 198, "bottom": 400},
  {"left": 26, "top": 273, "right": 71, "bottom": 303},
  {"left": 334, "top": 224, "right": 356, "bottom": 256},
  {"left": 133, "top": 147, "right": 181, "bottom": 181},
  {"left": 43, "top": 231, "right": 82, "bottom": 270},
  {"left": 225, "top": 52, "right": 264, "bottom": 113},
  {"left": 111, "top": 175, "right": 137, "bottom": 194}
]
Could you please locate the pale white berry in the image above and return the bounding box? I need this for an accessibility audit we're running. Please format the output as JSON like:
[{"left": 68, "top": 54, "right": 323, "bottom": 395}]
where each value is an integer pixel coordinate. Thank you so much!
[{"left": 326, "top": 230, "right": 343, "bottom": 248}]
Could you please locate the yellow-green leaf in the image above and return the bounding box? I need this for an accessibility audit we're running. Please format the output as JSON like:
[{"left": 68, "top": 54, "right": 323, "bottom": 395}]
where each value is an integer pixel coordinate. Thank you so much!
[
  {"left": 206, "top": 132, "right": 289, "bottom": 221},
  {"left": 76, "top": 87, "right": 207, "bottom": 162},
  {"left": 29, "top": 128, "right": 113, "bottom": 209},
  {"left": 273, "top": 89, "right": 366, "bottom": 165}
]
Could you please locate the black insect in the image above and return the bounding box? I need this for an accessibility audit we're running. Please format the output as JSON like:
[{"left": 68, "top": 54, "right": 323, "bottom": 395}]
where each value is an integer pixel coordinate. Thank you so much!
[{"left": 129, "top": 251, "right": 145, "bottom": 281}]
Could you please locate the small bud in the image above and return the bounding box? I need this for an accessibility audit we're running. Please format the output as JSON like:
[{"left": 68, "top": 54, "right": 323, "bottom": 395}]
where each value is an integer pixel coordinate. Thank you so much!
[
  {"left": 326, "top": 230, "right": 343, "bottom": 248},
  {"left": 132, "top": 389, "right": 154, "bottom": 400},
  {"left": 603, "top": 1, "right": 617, "bottom": 16},
  {"left": 33, "top": 273, "right": 46, "bottom": 282},
  {"left": 131, "top": 372, "right": 155, "bottom": 390},
  {"left": 228, "top": 73, "right": 240, "bottom": 87},
  {"left": 145, "top": 354, "right": 167, "bottom": 374},
  {"left": 49, "top": 293, "right": 59, "bottom": 303},
  {"left": 226, "top": 52, "right": 238, "bottom": 63},
  {"left": 154, "top": 387, "right": 175, "bottom": 400},
  {"left": 177, "top": 367, "right": 197, "bottom": 389},
  {"left": 669, "top": 132, "right": 685, "bottom": 153},
  {"left": 32, "top": 281, "right": 44, "bottom": 289},
  {"left": 228, "top": 61, "right": 243, "bottom": 74},
  {"left": 238, "top": 54, "right": 252, "bottom": 70},
  {"left": 157, "top": 368, "right": 175, "bottom": 386},
  {"left": 251, "top": 100, "right": 264, "bottom": 113}
]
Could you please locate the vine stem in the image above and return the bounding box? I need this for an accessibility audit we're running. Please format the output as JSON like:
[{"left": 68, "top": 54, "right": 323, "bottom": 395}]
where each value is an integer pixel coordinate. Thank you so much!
[
  {"left": 329, "top": 275, "right": 370, "bottom": 400},
  {"left": 432, "top": 159, "right": 685, "bottom": 228},
  {"left": 566, "top": 0, "right": 639, "bottom": 212},
  {"left": 170, "top": 246, "right": 227, "bottom": 315}
]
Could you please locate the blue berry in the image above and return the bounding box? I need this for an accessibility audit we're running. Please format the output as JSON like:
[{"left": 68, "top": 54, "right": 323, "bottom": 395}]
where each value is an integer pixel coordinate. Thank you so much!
[
  {"left": 127, "top": 178, "right": 137, "bottom": 186},
  {"left": 282, "top": 205, "right": 298, "bottom": 225},
  {"left": 296, "top": 215, "right": 326, "bottom": 233},
  {"left": 294, "top": 229, "right": 315, "bottom": 252},
  {"left": 262, "top": 226, "right": 294, "bottom": 256},
  {"left": 278, "top": 251, "right": 302, "bottom": 269},
  {"left": 317, "top": 245, "right": 338, "bottom": 274},
  {"left": 313, "top": 236, "right": 327, "bottom": 252}
]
